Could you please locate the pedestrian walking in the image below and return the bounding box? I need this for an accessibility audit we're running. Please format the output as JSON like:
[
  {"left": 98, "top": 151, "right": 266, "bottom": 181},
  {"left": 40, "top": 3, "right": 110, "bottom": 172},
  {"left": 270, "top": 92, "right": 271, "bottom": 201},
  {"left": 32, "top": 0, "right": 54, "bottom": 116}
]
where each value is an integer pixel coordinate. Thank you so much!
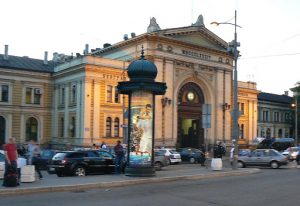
[
  {"left": 114, "top": 140, "right": 124, "bottom": 174},
  {"left": 213, "top": 141, "right": 226, "bottom": 158},
  {"left": 31, "top": 140, "right": 43, "bottom": 180},
  {"left": 2, "top": 137, "right": 18, "bottom": 187}
]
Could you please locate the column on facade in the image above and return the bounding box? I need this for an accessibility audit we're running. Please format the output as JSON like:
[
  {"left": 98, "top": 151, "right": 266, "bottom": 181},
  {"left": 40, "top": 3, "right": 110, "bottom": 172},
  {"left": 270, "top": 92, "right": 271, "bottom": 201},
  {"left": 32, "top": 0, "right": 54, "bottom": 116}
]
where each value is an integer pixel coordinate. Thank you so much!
[
  {"left": 75, "top": 80, "right": 82, "bottom": 144},
  {"left": 93, "top": 80, "right": 100, "bottom": 143},
  {"left": 83, "top": 79, "right": 92, "bottom": 146},
  {"left": 52, "top": 85, "right": 59, "bottom": 140},
  {"left": 63, "top": 84, "right": 69, "bottom": 142},
  {"left": 214, "top": 69, "right": 225, "bottom": 143}
]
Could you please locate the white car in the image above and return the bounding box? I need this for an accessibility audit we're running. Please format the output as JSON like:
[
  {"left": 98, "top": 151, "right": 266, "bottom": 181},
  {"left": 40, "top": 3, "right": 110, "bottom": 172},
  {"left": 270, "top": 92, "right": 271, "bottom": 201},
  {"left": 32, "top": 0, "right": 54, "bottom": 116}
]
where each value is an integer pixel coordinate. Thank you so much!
[
  {"left": 281, "top": 147, "right": 300, "bottom": 160},
  {"left": 157, "top": 148, "right": 182, "bottom": 164}
]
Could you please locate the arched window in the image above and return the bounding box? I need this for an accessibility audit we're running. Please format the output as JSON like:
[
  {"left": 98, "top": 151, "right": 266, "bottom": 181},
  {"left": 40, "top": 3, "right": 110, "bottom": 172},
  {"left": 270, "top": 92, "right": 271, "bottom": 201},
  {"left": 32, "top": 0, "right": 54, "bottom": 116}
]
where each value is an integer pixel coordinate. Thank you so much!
[
  {"left": 0, "top": 116, "right": 6, "bottom": 147},
  {"left": 114, "top": 118, "right": 120, "bottom": 137},
  {"left": 106, "top": 117, "right": 112, "bottom": 137},
  {"left": 26, "top": 117, "right": 38, "bottom": 142}
]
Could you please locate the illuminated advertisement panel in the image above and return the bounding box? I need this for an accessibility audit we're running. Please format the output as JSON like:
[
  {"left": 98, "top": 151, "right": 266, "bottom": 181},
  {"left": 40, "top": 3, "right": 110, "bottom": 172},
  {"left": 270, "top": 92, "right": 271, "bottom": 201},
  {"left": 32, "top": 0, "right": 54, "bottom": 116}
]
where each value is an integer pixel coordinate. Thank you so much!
[{"left": 129, "top": 90, "right": 153, "bottom": 167}]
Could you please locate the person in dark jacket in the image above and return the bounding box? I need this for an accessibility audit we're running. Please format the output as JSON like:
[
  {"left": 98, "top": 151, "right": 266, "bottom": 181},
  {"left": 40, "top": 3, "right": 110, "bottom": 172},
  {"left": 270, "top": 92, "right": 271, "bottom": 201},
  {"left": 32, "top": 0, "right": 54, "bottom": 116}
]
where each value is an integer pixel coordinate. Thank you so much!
[
  {"left": 213, "top": 141, "right": 226, "bottom": 158},
  {"left": 114, "top": 140, "right": 124, "bottom": 174}
]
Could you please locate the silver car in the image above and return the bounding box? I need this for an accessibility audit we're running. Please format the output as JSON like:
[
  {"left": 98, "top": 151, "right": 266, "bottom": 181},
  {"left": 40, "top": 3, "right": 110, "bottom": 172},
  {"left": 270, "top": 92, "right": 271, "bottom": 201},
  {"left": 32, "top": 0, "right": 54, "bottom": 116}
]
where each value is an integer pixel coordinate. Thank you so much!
[{"left": 238, "top": 149, "right": 288, "bottom": 169}]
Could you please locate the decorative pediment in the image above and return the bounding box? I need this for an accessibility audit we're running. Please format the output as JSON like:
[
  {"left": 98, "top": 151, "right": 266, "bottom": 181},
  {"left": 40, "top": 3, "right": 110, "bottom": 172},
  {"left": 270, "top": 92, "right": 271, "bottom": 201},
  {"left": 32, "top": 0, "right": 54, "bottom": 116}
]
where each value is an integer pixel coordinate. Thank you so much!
[{"left": 157, "top": 26, "right": 228, "bottom": 52}]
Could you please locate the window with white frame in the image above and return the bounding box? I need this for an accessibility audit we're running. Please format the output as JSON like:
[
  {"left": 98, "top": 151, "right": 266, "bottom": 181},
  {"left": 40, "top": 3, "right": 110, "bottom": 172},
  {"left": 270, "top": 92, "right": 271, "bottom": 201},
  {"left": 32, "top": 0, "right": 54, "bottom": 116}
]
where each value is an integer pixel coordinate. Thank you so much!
[
  {"left": 284, "top": 113, "right": 290, "bottom": 123},
  {"left": 25, "top": 87, "right": 42, "bottom": 104},
  {"left": 0, "top": 84, "right": 9, "bottom": 102}
]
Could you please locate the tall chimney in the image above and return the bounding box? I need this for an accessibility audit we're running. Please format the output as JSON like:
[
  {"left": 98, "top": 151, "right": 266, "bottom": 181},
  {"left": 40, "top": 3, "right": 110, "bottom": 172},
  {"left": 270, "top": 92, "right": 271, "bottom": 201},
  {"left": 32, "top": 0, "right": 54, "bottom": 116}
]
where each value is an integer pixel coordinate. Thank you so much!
[
  {"left": 43, "top": 51, "right": 48, "bottom": 65},
  {"left": 284, "top": 91, "right": 289, "bottom": 96},
  {"left": 4, "top": 45, "right": 9, "bottom": 60},
  {"left": 84, "top": 44, "right": 89, "bottom": 54}
]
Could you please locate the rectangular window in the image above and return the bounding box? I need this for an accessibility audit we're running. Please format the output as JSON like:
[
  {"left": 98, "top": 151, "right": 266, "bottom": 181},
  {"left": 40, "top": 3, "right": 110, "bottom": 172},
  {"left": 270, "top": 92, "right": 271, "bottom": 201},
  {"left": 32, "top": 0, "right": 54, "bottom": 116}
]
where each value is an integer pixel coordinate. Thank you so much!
[
  {"left": 71, "top": 85, "right": 77, "bottom": 104},
  {"left": 0, "top": 84, "right": 9, "bottom": 102},
  {"left": 114, "top": 86, "right": 119, "bottom": 103},
  {"left": 285, "top": 113, "right": 290, "bottom": 123},
  {"left": 25, "top": 87, "right": 41, "bottom": 104},
  {"left": 107, "top": 85, "right": 112, "bottom": 103},
  {"left": 263, "top": 110, "right": 269, "bottom": 122},
  {"left": 274, "top": 112, "right": 279, "bottom": 122},
  {"left": 240, "top": 103, "right": 244, "bottom": 115},
  {"left": 60, "top": 88, "right": 65, "bottom": 105}
]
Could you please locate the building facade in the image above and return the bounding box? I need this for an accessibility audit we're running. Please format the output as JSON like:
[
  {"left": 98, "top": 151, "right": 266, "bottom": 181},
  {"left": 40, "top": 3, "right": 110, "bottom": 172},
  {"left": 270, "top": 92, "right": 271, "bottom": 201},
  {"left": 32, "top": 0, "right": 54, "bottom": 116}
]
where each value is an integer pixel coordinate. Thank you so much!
[
  {"left": 257, "top": 92, "right": 293, "bottom": 138},
  {"left": 1, "top": 16, "right": 265, "bottom": 149}
]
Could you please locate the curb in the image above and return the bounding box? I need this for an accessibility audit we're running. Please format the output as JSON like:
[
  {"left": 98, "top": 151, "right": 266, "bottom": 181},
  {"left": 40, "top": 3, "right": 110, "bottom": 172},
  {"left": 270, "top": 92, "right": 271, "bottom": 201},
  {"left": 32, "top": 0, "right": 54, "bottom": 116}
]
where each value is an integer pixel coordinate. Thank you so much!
[{"left": 0, "top": 168, "right": 261, "bottom": 197}]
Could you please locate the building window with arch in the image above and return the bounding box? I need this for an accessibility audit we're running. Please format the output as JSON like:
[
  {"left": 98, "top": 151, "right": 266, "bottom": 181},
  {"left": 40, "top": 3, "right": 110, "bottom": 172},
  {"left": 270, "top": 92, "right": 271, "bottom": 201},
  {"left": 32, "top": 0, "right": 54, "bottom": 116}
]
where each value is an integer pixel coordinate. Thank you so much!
[
  {"left": 114, "top": 118, "right": 120, "bottom": 137},
  {"left": 25, "top": 87, "right": 42, "bottom": 104},
  {"left": 0, "top": 116, "right": 6, "bottom": 147},
  {"left": 107, "top": 85, "right": 112, "bottom": 103},
  {"left": 0, "top": 84, "right": 9, "bottom": 102},
  {"left": 106, "top": 117, "right": 112, "bottom": 137},
  {"left": 60, "top": 117, "right": 64, "bottom": 137},
  {"left": 26, "top": 117, "right": 38, "bottom": 141},
  {"left": 114, "top": 86, "right": 119, "bottom": 103}
]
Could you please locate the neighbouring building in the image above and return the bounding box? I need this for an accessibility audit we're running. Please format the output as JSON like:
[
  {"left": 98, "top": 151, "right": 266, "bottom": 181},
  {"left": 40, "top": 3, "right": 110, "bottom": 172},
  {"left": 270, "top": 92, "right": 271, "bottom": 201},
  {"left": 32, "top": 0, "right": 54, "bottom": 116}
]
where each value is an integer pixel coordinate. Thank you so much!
[{"left": 257, "top": 92, "right": 293, "bottom": 138}]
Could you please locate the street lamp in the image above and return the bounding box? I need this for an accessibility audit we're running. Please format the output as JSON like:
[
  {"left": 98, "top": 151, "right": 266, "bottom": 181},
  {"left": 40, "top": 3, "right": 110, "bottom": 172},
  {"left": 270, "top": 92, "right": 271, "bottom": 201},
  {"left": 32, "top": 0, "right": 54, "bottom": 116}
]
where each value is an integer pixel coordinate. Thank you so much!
[
  {"left": 211, "top": 10, "right": 241, "bottom": 170},
  {"left": 292, "top": 95, "right": 298, "bottom": 146}
]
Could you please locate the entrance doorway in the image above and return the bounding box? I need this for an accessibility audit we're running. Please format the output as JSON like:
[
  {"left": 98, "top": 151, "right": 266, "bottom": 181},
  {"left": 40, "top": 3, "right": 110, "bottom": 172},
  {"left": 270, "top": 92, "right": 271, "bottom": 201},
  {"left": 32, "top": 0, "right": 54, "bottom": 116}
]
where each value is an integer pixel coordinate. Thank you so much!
[{"left": 177, "top": 82, "right": 205, "bottom": 149}]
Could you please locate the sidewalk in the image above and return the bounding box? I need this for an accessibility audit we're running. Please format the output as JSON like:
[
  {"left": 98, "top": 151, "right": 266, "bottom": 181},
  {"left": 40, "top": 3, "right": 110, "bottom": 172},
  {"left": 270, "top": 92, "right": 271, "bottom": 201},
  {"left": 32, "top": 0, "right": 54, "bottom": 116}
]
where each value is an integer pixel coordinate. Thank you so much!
[{"left": 0, "top": 163, "right": 260, "bottom": 197}]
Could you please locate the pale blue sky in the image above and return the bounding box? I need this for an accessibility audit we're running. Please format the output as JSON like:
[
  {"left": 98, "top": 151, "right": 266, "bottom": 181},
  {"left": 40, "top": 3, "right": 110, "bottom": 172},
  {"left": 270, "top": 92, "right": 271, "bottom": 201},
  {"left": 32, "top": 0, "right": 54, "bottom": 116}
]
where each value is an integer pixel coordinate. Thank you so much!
[{"left": 1, "top": 0, "right": 299, "bottom": 95}]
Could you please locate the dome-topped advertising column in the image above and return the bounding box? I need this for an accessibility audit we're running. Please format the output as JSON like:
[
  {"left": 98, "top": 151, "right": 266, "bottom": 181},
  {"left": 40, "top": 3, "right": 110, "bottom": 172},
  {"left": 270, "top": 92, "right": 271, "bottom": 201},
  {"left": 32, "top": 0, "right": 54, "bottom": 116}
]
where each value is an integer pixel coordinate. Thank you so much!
[{"left": 117, "top": 47, "right": 167, "bottom": 177}]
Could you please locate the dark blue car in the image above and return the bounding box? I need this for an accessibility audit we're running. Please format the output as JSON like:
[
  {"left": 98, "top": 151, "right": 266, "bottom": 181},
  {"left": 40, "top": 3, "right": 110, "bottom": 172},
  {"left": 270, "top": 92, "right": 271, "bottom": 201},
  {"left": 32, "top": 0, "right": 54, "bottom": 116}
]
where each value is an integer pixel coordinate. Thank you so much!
[{"left": 177, "top": 148, "right": 205, "bottom": 164}]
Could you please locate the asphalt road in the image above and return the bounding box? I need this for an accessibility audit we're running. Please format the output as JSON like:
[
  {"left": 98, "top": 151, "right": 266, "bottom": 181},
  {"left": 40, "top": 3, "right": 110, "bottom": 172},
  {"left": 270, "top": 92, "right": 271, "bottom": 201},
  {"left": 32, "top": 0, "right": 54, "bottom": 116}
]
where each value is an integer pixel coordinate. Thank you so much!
[{"left": 2, "top": 165, "right": 299, "bottom": 206}]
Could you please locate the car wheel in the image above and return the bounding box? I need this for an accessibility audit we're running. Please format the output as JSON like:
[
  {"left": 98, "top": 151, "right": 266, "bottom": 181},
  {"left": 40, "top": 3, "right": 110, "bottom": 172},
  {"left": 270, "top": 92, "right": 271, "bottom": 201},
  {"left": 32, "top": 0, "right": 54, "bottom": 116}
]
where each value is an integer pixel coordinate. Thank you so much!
[
  {"left": 237, "top": 161, "right": 245, "bottom": 168},
  {"left": 189, "top": 157, "right": 196, "bottom": 164},
  {"left": 74, "top": 166, "right": 86, "bottom": 176},
  {"left": 270, "top": 161, "right": 279, "bottom": 169},
  {"left": 154, "top": 162, "right": 163, "bottom": 170}
]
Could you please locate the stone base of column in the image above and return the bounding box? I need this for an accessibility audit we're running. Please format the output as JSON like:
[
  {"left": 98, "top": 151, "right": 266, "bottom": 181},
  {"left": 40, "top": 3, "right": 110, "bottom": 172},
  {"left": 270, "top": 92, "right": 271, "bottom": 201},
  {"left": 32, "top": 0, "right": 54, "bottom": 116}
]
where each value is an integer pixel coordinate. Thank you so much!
[{"left": 125, "top": 166, "right": 156, "bottom": 177}]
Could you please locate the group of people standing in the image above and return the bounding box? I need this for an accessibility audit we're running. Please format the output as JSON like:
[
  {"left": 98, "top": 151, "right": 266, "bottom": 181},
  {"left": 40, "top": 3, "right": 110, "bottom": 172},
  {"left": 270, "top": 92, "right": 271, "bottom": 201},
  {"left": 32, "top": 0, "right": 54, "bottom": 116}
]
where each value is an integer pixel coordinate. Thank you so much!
[{"left": 2, "top": 138, "right": 43, "bottom": 187}]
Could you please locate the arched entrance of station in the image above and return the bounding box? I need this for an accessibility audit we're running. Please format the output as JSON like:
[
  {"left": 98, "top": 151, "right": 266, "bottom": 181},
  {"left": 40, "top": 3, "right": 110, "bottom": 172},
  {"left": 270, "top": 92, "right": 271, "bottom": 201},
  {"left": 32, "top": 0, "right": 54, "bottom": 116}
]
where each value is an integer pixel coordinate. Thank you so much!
[{"left": 177, "top": 82, "right": 205, "bottom": 149}]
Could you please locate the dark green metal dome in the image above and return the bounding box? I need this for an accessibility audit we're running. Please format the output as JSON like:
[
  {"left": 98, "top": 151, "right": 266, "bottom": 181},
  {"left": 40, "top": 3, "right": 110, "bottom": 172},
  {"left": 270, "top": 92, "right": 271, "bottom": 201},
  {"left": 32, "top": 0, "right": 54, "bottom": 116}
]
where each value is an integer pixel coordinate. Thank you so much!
[{"left": 127, "top": 51, "right": 157, "bottom": 82}]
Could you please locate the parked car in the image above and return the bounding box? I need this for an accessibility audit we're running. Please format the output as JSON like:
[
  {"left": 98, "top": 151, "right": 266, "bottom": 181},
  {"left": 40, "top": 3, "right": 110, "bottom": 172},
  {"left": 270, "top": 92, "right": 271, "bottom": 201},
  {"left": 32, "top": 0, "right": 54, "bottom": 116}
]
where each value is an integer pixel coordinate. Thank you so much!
[
  {"left": 281, "top": 147, "right": 300, "bottom": 161},
  {"left": 237, "top": 149, "right": 289, "bottom": 169},
  {"left": 0, "top": 150, "right": 5, "bottom": 179},
  {"left": 39, "top": 149, "right": 58, "bottom": 170},
  {"left": 48, "top": 150, "right": 115, "bottom": 177},
  {"left": 177, "top": 148, "right": 205, "bottom": 165},
  {"left": 155, "top": 148, "right": 182, "bottom": 165},
  {"left": 256, "top": 138, "right": 295, "bottom": 152},
  {"left": 153, "top": 150, "right": 170, "bottom": 170}
]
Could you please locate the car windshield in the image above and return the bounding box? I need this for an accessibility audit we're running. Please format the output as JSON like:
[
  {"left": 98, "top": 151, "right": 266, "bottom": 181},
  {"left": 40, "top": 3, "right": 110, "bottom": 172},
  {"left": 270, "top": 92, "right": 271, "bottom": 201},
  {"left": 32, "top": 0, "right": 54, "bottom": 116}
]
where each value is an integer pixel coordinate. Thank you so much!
[
  {"left": 41, "top": 150, "right": 54, "bottom": 158},
  {"left": 0, "top": 153, "right": 5, "bottom": 162}
]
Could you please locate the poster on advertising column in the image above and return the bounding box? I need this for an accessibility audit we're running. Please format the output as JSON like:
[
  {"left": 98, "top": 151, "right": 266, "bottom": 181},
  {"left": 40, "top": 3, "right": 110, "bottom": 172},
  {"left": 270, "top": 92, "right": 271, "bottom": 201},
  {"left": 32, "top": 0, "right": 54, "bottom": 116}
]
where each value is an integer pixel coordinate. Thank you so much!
[{"left": 129, "top": 90, "right": 153, "bottom": 167}]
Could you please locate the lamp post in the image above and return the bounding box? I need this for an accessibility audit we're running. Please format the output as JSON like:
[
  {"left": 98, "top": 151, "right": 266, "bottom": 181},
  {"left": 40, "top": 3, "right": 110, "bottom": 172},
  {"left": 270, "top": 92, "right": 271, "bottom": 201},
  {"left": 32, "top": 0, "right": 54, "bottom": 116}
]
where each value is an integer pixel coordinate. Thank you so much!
[
  {"left": 211, "top": 10, "right": 241, "bottom": 170},
  {"left": 292, "top": 94, "right": 298, "bottom": 146}
]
